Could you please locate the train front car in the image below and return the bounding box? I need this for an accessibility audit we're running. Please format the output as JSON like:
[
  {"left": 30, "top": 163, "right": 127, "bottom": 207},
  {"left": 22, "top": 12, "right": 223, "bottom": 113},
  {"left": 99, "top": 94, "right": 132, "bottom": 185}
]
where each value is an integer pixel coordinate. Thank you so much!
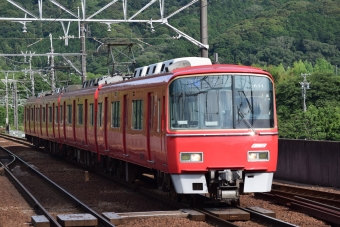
[{"left": 166, "top": 64, "right": 277, "bottom": 205}]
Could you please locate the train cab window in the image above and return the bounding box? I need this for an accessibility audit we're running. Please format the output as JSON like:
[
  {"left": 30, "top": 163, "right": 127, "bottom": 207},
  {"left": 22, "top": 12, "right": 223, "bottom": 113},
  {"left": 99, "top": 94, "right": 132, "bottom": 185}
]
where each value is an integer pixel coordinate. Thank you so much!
[
  {"left": 67, "top": 104, "right": 72, "bottom": 124},
  {"left": 78, "top": 104, "right": 83, "bottom": 125},
  {"left": 132, "top": 100, "right": 143, "bottom": 130},
  {"left": 169, "top": 74, "right": 274, "bottom": 130},
  {"left": 98, "top": 102, "right": 103, "bottom": 127},
  {"left": 234, "top": 76, "right": 274, "bottom": 128},
  {"left": 111, "top": 101, "right": 120, "bottom": 128},
  {"left": 90, "top": 103, "right": 94, "bottom": 126},
  {"left": 42, "top": 107, "right": 46, "bottom": 122},
  {"left": 49, "top": 106, "right": 52, "bottom": 123}
]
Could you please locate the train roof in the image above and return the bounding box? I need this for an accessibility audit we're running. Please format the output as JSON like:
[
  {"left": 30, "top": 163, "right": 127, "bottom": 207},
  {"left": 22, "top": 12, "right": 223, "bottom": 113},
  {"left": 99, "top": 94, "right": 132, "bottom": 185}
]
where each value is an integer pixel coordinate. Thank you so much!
[
  {"left": 172, "top": 64, "right": 272, "bottom": 77},
  {"left": 24, "top": 57, "right": 272, "bottom": 103}
]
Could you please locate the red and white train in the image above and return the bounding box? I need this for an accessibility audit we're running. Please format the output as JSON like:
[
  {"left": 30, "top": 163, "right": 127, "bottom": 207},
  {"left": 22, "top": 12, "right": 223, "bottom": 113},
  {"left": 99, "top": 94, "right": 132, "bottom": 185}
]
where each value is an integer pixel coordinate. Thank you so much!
[{"left": 24, "top": 57, "right": 278, "bottom": 205}]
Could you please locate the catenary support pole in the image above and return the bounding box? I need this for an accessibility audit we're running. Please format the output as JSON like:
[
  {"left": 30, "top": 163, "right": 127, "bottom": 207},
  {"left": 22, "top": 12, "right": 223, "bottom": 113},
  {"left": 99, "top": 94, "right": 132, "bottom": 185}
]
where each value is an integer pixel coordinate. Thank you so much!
[
  {"left": 200, "top": 0, "right": 208, "bottom": 58},
  {"left": 81, "top": 23, "right": 87, "bottom": 83}
]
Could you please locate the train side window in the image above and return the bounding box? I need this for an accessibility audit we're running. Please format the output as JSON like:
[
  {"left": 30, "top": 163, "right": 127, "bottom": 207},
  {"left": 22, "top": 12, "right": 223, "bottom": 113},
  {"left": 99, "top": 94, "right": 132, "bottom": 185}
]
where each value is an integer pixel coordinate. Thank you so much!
[
  {"left": 36, "top": 108, "right": 40, "bottom": 121},
  {"left": 67, "top": 104, "right": 72, "bottom": 124},
  {"left": 42, "top": 107, "right": 46, "bottom": 122},
  {"left": 90, "top": 103, "right": 94, "bottom": 126},
  {"left": 132, "top": 100, "right": 143, "bottom": 130},
  {"left": 111, "top": 101, "right": 120, "bottom": 128},
  {"left": 60, "top": 106, "right": 63, "bottom": 123},
  {"left": 78, "top": 104, "right": 83, "bottom": 125},
  {"left": 98, "top": 102, "right": 103, "bottom": 127},
  {"left": 157, "top": 99, "right": 160, "bottom": 132},
  {"left": 55, "top": 106, "right": 58, "bottom": 123},
  {"left": 49, "top": 106, "right": 52, "bottom": 123}
]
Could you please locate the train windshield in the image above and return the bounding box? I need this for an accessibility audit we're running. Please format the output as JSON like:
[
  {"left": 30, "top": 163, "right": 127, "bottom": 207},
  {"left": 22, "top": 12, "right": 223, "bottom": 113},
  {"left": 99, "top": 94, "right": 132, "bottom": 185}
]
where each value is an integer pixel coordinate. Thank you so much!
[{"left": 169, "top": 74, "right": 274, "bottom": 130}]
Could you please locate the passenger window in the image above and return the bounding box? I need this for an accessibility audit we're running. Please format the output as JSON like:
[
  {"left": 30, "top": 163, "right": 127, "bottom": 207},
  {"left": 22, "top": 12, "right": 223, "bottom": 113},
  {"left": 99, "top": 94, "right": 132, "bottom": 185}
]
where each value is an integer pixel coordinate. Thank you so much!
[
  {"left": 60, "top": 105, "right": 63, "bottom": 123},
  {"left": 98, "top": 102, "right": 103, "bottom": 127},
  {"left": 42, "top": 107, "right": 46, "bottom": 122},
  {"left": 111, "top": 101, "right": 120, "bottom": 128},
  {"left": 132, "top": 100, "right": 143, "bottom": 130},
  {"left": 67, "top": 104, "right": 72, "bottom": 124},
  {"left": 78, "top": 104, "right": 83, "bottom": 125},
  {"left": 55, "top": 106, "right": 58, "bottom": 123},
  {"left": 49, "top": 106, "right": 52, "bottom": 123},
  {"left": 90, "top": 103, "right": 94, "bottom": 126}
]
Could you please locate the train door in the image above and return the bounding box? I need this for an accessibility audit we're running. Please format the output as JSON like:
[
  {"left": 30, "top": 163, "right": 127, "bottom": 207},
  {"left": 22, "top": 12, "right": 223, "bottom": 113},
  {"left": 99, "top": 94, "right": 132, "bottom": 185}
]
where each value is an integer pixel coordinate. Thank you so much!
[
  {"left": 40, "top": 105, "right": 45, "bottom": 136},
  {"left": 33, "top": 106, "right": 35, "bottom": 133},
  {"left": 28, "top": 107, "right": 30, "bottom": 133},
  {"left": 24, "top": 107, "right": 27, "bottom": 132},
  {"left": 104, "top": 97, "right": 108, "bottom": 151},
  {"left": 160, "top": 93, "right": 167, "bottom": 167},
  {"left": 146, "top": 93, "right": 155, "bottom": 163},
  {"left": 161, "top": 95, "right": 165, "bottom": 152},
  {"left": 52, "top": 103, "right": 55, "bottom": 138},
  {"left": 63, "top": 101, "right": 66, "bottom": 140},
  {"left": 46, "top": 104, "right": 48, "bottom": 136},
  {"left": 73, "top": 100, "right": 76, "bottom": 142},
  {"left": 123, "top": 95, "right": 128, "bottom": 156},
  {"left": 85, "top": 99, "right": 88, "bottom": 145}
]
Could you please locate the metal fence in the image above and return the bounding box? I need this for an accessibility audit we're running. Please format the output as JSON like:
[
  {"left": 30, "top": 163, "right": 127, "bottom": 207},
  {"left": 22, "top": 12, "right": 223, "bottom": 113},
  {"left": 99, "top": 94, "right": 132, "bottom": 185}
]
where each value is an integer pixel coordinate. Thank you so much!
[{"left": 275, "top": 139, "right": 340, "bottom": 188}]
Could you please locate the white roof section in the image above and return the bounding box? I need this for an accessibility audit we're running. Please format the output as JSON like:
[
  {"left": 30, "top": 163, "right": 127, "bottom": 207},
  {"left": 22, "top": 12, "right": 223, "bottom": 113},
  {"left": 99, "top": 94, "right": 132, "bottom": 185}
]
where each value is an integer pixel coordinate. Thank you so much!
[{"left": 132, "top": 57, "right": 212, "bottom": 78}]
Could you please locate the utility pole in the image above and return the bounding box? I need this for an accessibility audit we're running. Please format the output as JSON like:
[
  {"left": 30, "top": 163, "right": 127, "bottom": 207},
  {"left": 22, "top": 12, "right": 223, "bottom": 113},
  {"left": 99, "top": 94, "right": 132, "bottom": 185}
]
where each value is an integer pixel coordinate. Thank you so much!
[
  {"left": 200, "top": 0, "right": 208, "bottom": 58},
  {"left": 29, "top": 55, "right": 34, "bottom": 96},
  {"left": 5, "top": 73, "right": 9, "bottom": 133},
  {"left": 80, "top": 23, "right": 87, "bottom": 83},
  {"left": 13, "top": 80, "right": 18, "bottom": 130},
  {"left": 300, "top": 73, "right": 311, "bottom": 112},
  {"left": 49, "top": 34, "right": 56, "bottom": 91}
]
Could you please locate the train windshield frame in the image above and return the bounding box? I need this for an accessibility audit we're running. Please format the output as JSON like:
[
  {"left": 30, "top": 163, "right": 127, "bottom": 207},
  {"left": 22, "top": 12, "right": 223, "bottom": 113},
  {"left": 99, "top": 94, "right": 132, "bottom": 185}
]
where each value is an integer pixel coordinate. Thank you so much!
[{"left": 169, "top": 73, "right": 274, "bottom": 130}]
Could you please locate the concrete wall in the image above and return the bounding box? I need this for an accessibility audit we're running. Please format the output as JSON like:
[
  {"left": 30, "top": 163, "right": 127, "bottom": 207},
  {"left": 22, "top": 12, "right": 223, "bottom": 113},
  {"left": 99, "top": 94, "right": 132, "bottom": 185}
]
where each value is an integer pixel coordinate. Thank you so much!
[{"left": 275, "top": 139, "right": 340, "bottom": 188}]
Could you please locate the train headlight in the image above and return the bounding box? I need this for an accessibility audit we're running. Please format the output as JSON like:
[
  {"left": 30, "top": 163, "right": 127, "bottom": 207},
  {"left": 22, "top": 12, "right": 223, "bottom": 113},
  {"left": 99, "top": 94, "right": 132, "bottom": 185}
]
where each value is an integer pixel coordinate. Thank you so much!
[
  {"left": 180, "top": 152, "right": 203, "bottom": 162},
  {"left": 248, "top": 151, "right": 269, "bottom": 161}
]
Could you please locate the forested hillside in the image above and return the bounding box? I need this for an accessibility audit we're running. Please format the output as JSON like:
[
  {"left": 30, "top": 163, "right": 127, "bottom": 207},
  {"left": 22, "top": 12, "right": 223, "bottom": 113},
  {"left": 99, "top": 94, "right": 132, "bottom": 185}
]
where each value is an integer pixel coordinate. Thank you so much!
[{"left": 0, "top": 0, "right": 340, "bottom": 140}]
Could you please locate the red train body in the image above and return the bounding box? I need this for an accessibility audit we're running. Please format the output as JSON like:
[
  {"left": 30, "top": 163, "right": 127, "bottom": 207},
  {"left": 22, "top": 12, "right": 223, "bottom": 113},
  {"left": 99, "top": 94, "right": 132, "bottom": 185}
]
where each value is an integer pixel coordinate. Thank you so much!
[{"left": 24, "top": 57, "right": 278, "bottom": 204}]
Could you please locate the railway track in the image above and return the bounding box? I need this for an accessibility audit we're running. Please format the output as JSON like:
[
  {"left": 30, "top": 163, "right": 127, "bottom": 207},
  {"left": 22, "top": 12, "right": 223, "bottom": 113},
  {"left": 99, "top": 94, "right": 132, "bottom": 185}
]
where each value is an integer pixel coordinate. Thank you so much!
[
  {"left": 271, "top": 183, "right": 340, "bottom": 207},
  {"left": 256, "top": 183, "right": 340, "bottom": 225},
  {"left": 0, "top": 145, "right": 114, "bottom": 227},
  {"left": 0, "top": 133, "right": 320, "bottom": 226}
]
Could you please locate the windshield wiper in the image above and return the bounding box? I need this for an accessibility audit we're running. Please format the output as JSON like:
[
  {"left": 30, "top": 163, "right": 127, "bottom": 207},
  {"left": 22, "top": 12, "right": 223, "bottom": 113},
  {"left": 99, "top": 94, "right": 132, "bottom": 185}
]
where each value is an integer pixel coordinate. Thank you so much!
[
  {"left": 241, "top": 91, "right": 253, "bottom": 114},
  {"left": 238, "top": 111, "right": 257, "bottom": 135}
]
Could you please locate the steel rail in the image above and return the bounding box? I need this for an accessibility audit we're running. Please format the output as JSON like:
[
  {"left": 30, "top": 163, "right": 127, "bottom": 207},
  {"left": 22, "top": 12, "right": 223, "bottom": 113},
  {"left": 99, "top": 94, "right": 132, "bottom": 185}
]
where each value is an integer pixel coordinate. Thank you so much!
[
  {"left": 0, "top": 145, "right": 115, "bottom": 227},
  {"left": 270, "top": 183, "right": 340, "bottom": 207},
  {"left": 238, "top": 207, "right": 299, "bottom": 227},
  {"left": 0, "top": 157, "right": 62, "bottom": 227},
  {"left": 256, "top": 192, "right": 340, "bottom": 225},
  {"left": 272, "top": 183, "right": 340, "bottom": 200}
]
